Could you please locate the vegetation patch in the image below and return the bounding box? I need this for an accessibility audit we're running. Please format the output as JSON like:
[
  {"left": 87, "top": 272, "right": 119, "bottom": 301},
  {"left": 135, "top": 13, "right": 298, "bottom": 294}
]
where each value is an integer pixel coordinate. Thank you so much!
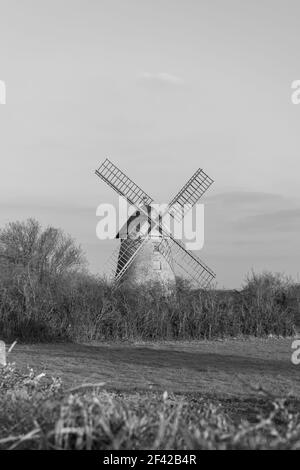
[
  {"left": 1, "top": 364, "right": 300, "bottom": 450},
  {"left": 0, "top": 219, "right": 298, "bottom": 343}
]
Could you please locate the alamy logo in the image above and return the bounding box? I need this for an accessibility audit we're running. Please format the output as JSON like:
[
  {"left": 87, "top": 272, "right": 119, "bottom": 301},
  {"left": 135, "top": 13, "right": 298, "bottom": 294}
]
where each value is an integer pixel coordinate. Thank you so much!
[
  {"left": 0, "top": 80, "right": 6, "bottom": 104},
  {"left": 291, "top": 80, "right": 300, "bottom": 105},
  {"left": 291, "top": 340, "right": 300, "bottom": 365},
  {"left": 96, "top": 197, "right": 205, "bottom": 251}
]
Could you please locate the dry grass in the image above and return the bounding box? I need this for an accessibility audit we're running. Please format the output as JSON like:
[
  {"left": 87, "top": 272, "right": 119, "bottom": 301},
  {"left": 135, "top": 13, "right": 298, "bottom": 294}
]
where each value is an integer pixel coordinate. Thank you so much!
[
  {"left": 0, "top": 271, "right": 297, "bottom": 342},
  {"left": 1, "top": 362, "right": 300, "bottom": 450},
  {"left": 0, "top": 219, "right": 298, "bottom": 342}
]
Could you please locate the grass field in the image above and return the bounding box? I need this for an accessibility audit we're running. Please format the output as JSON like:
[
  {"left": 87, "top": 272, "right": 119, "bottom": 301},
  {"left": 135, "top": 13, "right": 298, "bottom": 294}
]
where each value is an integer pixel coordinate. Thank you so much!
[
  {"left": 2, "top": 337, "right": 300, "bottom": 449},
  {"left": 10, "top": 337, "right": 299, "bottom": 398}
]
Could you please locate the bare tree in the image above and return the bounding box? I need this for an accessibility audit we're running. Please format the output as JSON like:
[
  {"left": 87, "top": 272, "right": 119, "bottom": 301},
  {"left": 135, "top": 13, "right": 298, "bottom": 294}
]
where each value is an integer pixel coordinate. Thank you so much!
[{"left": 0, "top": 218, "right": 86, "bottom": 279}]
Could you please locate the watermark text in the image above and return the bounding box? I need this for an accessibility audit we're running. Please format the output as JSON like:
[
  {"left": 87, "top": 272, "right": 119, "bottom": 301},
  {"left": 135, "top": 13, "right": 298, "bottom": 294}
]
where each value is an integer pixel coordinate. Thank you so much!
[
  {"left": 96, "top": 197, "right": 205, "bottom": 250},
  {"left": 291, "top": 339, "right": 300, "bottom": 365},
  {"left": 291, "top": 80, "right": 300, "bottom": 105},
  {"left": 0, "top": 80, "right": 6, "bottom": 104}
]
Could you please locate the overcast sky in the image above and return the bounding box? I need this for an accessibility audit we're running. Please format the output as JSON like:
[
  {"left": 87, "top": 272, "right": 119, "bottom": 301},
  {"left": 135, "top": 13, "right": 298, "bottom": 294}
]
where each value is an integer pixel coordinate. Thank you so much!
[{"left": 0, "top": 0, "right": 300, "bottom": 287}]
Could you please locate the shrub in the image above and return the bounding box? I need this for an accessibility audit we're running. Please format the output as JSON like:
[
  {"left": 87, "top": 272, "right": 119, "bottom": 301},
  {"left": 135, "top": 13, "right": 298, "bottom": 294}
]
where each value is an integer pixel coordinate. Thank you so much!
[
  {"left": 0, "top": 220, "right": 297, "bottom": 342},
  {"left": 0, "top": 270, "right": 296, "bottom": 342}
]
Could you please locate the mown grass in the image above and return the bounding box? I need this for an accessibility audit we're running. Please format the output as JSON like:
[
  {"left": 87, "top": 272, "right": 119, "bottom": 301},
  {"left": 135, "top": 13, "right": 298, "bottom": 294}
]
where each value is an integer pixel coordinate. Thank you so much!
[
  {"left": 1, "top": 363, "right": 300, "bottom": 450},
  {"left": 10, "top": 339, "right": 300, "bottom": 397},
  {"left": 0, "top": 269, "right": 298, "bottom": 343}
]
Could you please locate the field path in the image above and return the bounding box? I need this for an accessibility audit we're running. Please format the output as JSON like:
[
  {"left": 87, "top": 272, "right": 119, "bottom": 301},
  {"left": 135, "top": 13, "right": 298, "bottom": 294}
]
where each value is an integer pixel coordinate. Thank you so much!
[{"left": 10, "top": 338, "right": 300, "bottom": 397}]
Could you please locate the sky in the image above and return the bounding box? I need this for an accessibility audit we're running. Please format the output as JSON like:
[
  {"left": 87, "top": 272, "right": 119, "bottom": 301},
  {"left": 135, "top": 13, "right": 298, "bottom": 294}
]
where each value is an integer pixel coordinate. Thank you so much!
[{"left": 0, "top": 0, "right": 300, "bottom": 288}]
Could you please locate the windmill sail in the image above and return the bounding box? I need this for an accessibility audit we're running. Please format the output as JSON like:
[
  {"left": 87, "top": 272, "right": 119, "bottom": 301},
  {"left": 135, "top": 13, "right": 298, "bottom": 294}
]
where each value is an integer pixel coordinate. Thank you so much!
[
  {"left": 95, "top": 159, "right": 156, "bottom": 282},
  {"left": 105, "top": 237, "right": 147, "bottom": 283},
  {"left": 156, "top": 238, "right": 174, "bottom": 270},
  {"left": 95, "top": 159, "right": 153, "bottom": 206},
  {"left": 169, "top": 236, "right": 215, "bottom": 288},
  {"left": 168, "top": 168, "right": 213, "bottom": 222}
]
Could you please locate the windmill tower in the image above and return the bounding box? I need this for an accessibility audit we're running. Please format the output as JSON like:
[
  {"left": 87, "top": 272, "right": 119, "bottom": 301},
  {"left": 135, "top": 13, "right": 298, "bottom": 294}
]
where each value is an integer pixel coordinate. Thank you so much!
[
  {"left": 95, "top": 159, "right": 215, "bottom": 289},
  {"left": 115, "top": 199, "right": 176, "bottom": 286}
]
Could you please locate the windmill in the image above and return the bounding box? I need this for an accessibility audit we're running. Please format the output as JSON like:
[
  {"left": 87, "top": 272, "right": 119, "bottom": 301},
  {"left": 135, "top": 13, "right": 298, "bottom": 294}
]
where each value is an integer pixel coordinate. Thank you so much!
[{"left": 95, "top": 159, "right": 215, "bottom": 289}]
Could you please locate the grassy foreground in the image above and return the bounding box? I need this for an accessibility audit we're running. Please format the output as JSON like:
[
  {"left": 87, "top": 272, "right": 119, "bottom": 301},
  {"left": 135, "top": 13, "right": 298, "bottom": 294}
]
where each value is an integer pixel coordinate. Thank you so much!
[{"left": 1, "top": 360, "right": 300, "bottom": 450}]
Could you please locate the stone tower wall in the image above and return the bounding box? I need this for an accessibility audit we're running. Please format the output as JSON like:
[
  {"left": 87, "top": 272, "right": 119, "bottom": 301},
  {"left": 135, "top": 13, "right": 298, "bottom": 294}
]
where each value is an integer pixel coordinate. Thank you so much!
[{"left": 118, "top": 238, "right": 175, "bottom": 286}]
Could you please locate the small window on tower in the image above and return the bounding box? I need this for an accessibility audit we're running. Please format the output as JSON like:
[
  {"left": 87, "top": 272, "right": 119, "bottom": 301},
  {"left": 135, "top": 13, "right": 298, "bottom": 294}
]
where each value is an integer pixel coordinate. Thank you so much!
[{"left": 153, "top": 260, "right": 161, "bottom": 270}]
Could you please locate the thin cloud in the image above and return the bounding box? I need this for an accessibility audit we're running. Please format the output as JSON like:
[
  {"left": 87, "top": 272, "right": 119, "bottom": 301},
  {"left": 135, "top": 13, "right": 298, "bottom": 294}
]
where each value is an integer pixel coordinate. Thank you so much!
[
  {"left": 138, "top": 72, "right": 184, "bottom": 87},
  {"left": 206, "top": 191, "right": 285, "bottom": 205},
  {"left": 236, "top": 208, "right": 300, "bottom": 232}
]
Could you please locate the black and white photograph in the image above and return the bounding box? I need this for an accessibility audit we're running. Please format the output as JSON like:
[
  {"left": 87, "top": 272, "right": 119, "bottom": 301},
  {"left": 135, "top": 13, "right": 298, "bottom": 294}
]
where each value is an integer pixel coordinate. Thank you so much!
[{"left": 0, "top": 0, "right": 300, "bottom": 457}]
